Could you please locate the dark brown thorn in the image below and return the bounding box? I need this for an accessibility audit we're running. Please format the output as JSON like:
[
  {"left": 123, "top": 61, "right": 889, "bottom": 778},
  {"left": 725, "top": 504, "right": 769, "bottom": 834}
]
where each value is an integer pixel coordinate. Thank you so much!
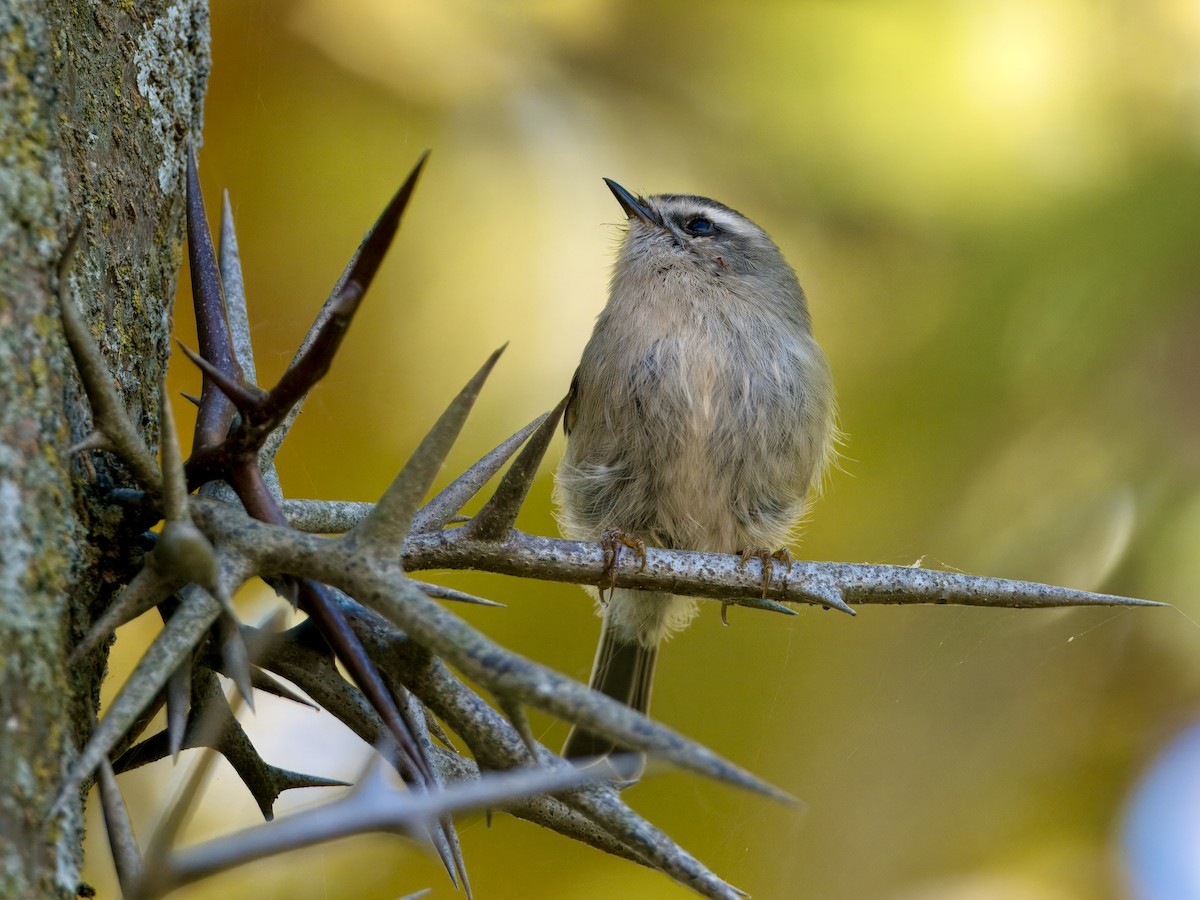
[
  {"left": 351, "top": 347, "right": 506, "bottom": 549},
  {"left": 256, "top": 281, "right": 363, "bottom": 425},
  {"left": 252, "top": 153, "right": 430, "bottom": 430},
  {"left": 332, "top": 150, "right": 430, "bottom": 301},
  {"left": 224, "top": 462, "right": 284, "bottom": 529},
  {"left": 298, "top": 580, "right": 435, "bottom": 786},
  {"left": 394, "top": 690, "right": 469, "bottom": 895},
  {"left": 410, "top": 412, "right": 549, "bottom": 534},
  {"left": 176, "top": 340, "right": 265, "bottom": 411},
  {"left": 180, "top": 392, "right": 201, "bottom": 407},
  {"left": 186, "top": 143, "right": 245, "bottom": 447},
  {"left": 464, "top": 394, "right": 568, "bottom": 541}
]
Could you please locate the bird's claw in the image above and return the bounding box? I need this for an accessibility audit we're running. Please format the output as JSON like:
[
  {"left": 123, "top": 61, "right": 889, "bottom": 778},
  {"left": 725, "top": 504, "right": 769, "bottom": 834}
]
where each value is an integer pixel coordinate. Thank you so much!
[
  {"left": 598, "top": 529, "right": 646, "bottom": 605},
  {"left": 730, "top": 547, "right": 793, "bottom": 623}
]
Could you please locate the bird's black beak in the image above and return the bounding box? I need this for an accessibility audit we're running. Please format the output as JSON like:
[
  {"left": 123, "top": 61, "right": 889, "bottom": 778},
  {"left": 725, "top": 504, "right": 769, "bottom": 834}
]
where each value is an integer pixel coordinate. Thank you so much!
[{"left": 604, "top": 178, "right": 662, "bottom": 227}]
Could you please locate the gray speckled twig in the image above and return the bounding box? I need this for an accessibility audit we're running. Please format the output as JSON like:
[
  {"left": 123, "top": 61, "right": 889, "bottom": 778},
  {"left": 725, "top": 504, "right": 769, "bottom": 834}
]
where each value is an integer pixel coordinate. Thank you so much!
[
  {"left": 255, "top": 618, "right": 617, "bottom": 864},
  {"left": 55, "top": 576, "right": 237, "bottom": 811},
  {"left": 401, "top": 529, "right": 1158, "bottom": 615},
  {"left": 191, "top": 498, "right": 794, "bottom": 802},
  {"left": 141, "top": 750, "right": 620, "bottom": 898},
  {"left": 378, "top": 637, "right": 742, "bottom": 898},
  {"left": 281, "top": 499, "right": 376, "bottom": 533}
]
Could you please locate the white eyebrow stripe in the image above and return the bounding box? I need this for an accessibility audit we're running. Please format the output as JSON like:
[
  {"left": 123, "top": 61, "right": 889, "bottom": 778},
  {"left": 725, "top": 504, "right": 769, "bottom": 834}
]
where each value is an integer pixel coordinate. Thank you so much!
[
  {"left": 657, "top": 201, "right": 751, "bottom": 234},
  {"left": 704, "top": 209, "right": 749, "bottom": 232}
]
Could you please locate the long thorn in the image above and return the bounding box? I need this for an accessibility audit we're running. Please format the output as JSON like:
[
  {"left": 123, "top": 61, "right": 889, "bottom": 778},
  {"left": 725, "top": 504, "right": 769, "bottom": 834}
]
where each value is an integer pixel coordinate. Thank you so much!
[
  {"left": 219, "top": 613, "right": 255, "bottom": 712},
  {"left": 335, "top": 151, "right": 430, "bottom": 299},
  {"left": 56, "top": 226, "right": 162, "bottom": 492},
  {"left": 96, "top": 757, "right": 144, "bottom": 892},
  {"left": 410, "top": 412, "right": 549, "bottom": 533},
  {"left": 166, "top": 656, "right": 192, "bottom": 759},
  {"left": 256, "top": 154, "right": 431, "bottom": 466},
  {"left": 465, "top": 395, "right": 567, "bottom": 540},
  {"left": 187, "top": 144, "right": 244, "bottom": 448},
  {"left": 350, "top": 347, "right": 506, "bottom": 549},
  {"left": 413, "top": 581, "right": 506, "bottom": 608},
  {"left": 158, "top": 385, "right": 190, "bottom": 522},
  {"left": 219, "top": 189, "right": 257, "bottom": 385}
]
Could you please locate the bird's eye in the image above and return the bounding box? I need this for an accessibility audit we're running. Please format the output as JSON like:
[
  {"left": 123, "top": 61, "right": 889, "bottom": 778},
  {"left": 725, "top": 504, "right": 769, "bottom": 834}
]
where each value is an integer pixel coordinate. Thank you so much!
[{"left": 684, "top": 216, "right": 716, "bottom": 236}]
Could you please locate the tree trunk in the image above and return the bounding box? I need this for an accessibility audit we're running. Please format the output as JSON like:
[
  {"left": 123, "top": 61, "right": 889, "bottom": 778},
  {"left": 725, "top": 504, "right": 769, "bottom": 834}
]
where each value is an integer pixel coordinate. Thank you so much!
[{"left": 0, "top": 1, "right": 208, "bottom": 894}]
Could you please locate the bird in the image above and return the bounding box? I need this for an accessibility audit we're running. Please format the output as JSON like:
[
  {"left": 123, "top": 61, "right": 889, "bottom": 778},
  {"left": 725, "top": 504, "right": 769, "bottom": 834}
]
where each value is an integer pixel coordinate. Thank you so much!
[{"left": 556, "top": 178, "right": 837, "bottom": 758}]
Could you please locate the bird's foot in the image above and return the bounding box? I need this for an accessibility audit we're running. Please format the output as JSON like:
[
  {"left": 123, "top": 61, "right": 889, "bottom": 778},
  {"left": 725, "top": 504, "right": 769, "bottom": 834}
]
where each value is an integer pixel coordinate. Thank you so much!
[
  {"left": 598, "top": 529, "right": 647, "bottom": 606},
  {"left": 727, "top": 547, "right": 793, "bottom": 624}
]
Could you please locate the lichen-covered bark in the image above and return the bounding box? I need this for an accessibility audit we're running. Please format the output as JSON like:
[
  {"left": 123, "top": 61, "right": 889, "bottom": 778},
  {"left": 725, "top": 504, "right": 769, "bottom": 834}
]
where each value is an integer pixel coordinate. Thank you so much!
[{"left": 0, "top": 1, "right": 208, "bottom": 895}]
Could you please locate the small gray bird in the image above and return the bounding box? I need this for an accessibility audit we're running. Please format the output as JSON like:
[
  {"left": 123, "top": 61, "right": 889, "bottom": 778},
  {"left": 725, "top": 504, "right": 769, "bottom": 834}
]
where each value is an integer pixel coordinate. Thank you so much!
[{"left": 556, "top": 179, "right": 837, "bottom": 758}]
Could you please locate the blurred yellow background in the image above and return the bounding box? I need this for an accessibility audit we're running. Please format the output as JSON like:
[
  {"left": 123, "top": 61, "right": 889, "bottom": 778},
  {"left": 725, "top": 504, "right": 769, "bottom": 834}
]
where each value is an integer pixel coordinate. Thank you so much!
[{"left": 85, "top": 1, "right": 1200, "bottom": 898}]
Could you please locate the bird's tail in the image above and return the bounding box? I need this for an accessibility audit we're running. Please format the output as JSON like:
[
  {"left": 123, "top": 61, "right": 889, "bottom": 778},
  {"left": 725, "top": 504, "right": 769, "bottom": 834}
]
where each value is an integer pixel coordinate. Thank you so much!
[{"left": 562, "top": 598, "right": 659, "bottom": 759}]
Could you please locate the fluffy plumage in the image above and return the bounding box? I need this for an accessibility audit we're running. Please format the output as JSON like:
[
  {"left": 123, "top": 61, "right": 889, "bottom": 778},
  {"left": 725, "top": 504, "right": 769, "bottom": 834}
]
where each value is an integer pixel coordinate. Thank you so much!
[{"left": 556, "top": 184, "right": 836, "bottom": 758}]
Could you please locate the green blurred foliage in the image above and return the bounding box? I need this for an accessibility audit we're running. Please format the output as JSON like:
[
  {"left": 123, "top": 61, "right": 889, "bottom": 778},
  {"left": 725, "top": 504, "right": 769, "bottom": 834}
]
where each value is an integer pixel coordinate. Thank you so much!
[{"left": 85, "top": 1, "right": 1200, "bottom": 898}]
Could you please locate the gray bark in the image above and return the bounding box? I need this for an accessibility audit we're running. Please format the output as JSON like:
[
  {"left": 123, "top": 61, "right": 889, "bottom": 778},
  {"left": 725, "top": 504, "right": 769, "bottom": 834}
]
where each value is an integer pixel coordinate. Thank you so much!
[{"left": 0, "top": 1, "right": 208, "bottom": 895}]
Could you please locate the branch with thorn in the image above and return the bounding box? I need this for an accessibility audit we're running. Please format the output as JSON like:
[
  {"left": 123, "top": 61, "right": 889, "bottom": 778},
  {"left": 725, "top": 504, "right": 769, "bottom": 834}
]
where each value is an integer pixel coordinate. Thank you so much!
[{"left": 56, "top": 145, "right": 1163, "bottom": 900}]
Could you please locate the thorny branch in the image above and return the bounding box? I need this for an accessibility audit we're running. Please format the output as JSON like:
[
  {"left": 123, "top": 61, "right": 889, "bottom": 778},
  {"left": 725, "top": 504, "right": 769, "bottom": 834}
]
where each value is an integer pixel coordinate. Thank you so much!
[{"left": 57, "top": 148, "right": 1163, "bottom": 900}]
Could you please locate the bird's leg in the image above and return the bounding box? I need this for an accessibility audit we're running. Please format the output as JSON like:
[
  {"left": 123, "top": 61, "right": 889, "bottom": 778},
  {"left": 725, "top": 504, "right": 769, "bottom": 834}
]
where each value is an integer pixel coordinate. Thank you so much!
[
  {"left": 598, "top": 529, "right": 647, "bottom": 605},
  {"left": 729, "top": 547, "right": 794, "bottom": 624}
]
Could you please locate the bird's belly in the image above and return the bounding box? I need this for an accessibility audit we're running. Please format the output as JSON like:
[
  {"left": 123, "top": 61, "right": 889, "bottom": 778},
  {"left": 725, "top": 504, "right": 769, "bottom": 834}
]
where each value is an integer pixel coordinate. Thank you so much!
[
  {"left": 634, "top": 358, "right": 806, "bottom": 553},
  {"left": 556, "top": 324, "right": 822, "bottom": 554}
]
